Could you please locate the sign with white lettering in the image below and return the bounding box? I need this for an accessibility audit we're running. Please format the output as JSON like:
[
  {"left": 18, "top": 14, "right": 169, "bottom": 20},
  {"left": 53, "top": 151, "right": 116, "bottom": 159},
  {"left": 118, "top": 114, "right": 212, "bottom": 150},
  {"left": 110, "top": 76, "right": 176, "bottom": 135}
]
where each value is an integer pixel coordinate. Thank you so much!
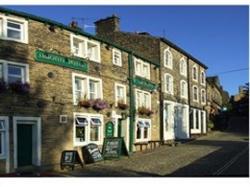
[{"left": 35, "top": 49, "right": 88, "bottom": 72}]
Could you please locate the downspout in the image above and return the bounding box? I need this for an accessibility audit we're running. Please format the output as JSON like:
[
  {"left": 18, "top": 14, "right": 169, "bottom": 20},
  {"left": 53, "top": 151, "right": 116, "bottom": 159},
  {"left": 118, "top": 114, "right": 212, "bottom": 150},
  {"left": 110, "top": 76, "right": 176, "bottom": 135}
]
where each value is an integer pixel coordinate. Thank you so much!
[
  {"left": 159, "top": 48, "right": 164, "bottom": 142},
  {"left": 128, "top": 53, "right": 135, "bottom": 152},
  {"left": 186, "top": 57, "right": 192, "bottom": 138}
]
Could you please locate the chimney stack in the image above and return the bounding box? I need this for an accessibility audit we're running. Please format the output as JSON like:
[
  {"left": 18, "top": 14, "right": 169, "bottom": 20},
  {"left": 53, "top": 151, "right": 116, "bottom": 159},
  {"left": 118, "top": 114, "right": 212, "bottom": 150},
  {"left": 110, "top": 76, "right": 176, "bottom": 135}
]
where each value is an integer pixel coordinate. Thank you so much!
[{"left": 94, "top": 14, "right": 120, "bottom": 35}]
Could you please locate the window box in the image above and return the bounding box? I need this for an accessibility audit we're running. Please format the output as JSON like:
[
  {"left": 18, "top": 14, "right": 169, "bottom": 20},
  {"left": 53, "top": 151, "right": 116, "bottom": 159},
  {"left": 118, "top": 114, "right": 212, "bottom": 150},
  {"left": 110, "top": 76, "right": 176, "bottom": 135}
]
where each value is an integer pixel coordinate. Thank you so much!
[
  {"left": 79, "top": 99, "right": 92, "bottom": 108},
  {"left": 117, "top": 101, "right": 128, "bottom": 110},
  {"left": 9, "top": 81, "right": 30, "bottom": 94},
  {"left": 137, "top": 106, "right": 153, "bottom": 117}
]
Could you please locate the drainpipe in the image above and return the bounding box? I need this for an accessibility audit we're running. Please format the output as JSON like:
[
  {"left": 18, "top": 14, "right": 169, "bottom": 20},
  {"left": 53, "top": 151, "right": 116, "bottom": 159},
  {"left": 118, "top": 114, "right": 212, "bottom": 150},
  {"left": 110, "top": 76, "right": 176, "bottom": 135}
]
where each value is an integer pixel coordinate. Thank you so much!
[
  {"left": 159, "top": 53, "right": 164, "bottom": 143},
  {"left": 186, "top": 57, "right": 191, "bottom": 138},
  {"left": 128, "top": 53, "right": 135, "bottom": 153}
]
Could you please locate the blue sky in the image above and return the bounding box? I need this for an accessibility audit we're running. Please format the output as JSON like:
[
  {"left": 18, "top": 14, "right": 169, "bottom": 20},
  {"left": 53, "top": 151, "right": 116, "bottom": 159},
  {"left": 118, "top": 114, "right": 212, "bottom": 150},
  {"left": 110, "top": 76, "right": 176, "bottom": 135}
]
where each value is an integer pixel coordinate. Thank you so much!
[{"left": 5, "top": 5, "right": 249, "bottom": 95}]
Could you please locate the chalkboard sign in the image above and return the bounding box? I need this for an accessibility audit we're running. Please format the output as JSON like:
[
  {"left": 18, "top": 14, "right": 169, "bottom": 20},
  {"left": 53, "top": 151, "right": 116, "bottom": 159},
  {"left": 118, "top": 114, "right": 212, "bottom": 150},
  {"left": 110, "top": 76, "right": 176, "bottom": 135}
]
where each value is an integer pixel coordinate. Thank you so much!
[
  {"left": 82, "top": 143, "right": 103, "bottom": 164},
  {"left": 60, "top": 150, "right": 83, "bottom": 170},
  {"left": 102, "top": 137, "right": 129, "bottom": 159}
]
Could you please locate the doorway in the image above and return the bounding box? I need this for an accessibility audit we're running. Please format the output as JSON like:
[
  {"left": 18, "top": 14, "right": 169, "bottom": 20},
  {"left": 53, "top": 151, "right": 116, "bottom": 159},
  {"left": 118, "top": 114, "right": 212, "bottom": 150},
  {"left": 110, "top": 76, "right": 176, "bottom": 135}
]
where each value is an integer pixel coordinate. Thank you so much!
[
  {"left": 13, "top": 117, "right": 41, "bottom": 169},
  {"left": 163, "top": 101, "right": 175, "bottom": 140}
]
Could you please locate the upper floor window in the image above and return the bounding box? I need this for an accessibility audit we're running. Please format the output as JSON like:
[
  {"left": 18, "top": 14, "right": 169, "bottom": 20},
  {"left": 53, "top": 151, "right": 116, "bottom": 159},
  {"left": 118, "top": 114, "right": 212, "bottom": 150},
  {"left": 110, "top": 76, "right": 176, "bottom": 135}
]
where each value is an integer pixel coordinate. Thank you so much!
[
  {"left": 193, "top": 85, "right": 199, "bottom": 102},
  {"left": 164, "top": 48, "right": 173, "bottom": 69},
  {"left": 115, "top": 83, "right": 126, "bottom": 105},
  {"left": 0, "top": 15, "right": 28, "bottom": 44},
  {"left": 136, "top": 89, "right": 151, "bottom": 109},
  {"left": 134, "top": 58, "right": 150, "bottom": 79},
  {"left": 201, "top": 89, "right": 206, "bottom": 104},
  {"left": 192, "top": 65, "right": 198, "bottom": 81},
  {"left": 112, "top": 48, "right": 122, "bottom": 66},
  {"left": 179, "top": 57, "right": 187, "bottom": 76},
  {"left": 71, "top": 34, "right": 101, "bottom": 63},
  {"left": 201, "top": 71, "right": 206, "bottom": 85},
  {"left": 0, "top": 60, "right": 29, "bottom": 84},
  {"left": 164, "top": 73, "right": 174, "bottom": 95},
  {"left": 73, "top": 73, "right": 102, "bottom": 105},
  {"left": 180, "top": 80, "right": 188, "bottom": 99}
]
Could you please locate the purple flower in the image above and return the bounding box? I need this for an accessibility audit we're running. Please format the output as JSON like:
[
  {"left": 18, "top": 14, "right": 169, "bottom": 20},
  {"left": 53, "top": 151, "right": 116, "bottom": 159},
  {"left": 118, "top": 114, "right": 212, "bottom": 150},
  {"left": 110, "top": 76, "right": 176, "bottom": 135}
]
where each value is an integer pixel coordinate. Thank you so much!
[
  {"left": 9, "top": 81, "right": 30, "bottom": 94},
  {"left": 92, "top": 98, "right": 109, "bottom": 111}
]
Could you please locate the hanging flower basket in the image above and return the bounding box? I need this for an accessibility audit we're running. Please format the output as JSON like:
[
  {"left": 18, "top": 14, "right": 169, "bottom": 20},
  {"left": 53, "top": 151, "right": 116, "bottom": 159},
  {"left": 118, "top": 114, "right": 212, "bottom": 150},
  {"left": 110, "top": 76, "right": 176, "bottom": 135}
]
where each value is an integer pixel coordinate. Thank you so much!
[
  {"left": 137, "top": 106, "right": 153, "bottom": 116},
  {"left": 92, "top": 98, "right": 109, "bottom": 111},
  {"left": 117, "top": 101, "right": 128, "bottom": 110},
  {"left": 0, "top": 80, "right": 7, "bottom": 94},
  {"left": 9, "top": 81, "right": 30, "bottom": 95}
]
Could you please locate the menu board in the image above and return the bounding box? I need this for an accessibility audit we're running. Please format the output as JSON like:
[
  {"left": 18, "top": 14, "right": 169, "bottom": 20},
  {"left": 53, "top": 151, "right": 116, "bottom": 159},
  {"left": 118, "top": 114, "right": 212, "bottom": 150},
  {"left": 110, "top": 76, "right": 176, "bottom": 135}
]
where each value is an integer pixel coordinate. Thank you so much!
[
  {"left": 60, "top": 150, "right": 83, "bottom": 170},
  {"left": 102, "top": 137, "right": 129, "bottom": 159},
  {"left": 82, "top": 143, "right": 103, "bottom": 164}
]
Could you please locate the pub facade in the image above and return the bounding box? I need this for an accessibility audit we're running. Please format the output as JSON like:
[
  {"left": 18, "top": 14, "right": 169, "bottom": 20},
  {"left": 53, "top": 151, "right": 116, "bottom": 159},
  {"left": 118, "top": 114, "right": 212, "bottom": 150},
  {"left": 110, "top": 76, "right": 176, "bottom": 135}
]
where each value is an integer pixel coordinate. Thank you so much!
[{"left": 0, "top": 7, "right": 160, "bottom": 173}]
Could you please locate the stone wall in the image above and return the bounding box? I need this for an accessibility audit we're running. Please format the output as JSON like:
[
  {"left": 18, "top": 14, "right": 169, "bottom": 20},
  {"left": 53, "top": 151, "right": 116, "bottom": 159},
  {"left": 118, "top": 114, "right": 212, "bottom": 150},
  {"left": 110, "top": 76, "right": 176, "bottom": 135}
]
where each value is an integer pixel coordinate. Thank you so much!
[{"left": 0, "top": 13, "right": 160, "bottom": 173}]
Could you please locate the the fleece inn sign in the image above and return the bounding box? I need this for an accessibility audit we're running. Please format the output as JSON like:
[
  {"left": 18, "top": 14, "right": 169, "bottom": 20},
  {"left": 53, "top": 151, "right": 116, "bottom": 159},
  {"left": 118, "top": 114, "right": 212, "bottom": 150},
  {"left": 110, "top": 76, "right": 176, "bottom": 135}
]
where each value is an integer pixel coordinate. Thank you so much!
[{"left": 35, "top": 49, "right": 88, "bottom": 72}]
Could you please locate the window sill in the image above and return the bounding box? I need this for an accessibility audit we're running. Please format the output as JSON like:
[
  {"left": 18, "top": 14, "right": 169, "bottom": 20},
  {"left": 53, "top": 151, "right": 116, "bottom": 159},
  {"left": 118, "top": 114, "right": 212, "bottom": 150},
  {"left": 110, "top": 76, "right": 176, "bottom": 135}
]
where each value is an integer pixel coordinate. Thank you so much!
[{"left": 0, "top": 37, "right": 28, "bottom": 44}]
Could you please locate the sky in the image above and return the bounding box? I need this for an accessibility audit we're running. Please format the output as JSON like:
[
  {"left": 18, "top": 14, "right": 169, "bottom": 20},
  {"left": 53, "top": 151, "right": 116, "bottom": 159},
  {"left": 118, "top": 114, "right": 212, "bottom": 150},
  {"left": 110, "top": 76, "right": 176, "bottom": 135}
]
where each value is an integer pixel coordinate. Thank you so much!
[{"left": 5, "top": 5, "right": 249, "bottom": 96}]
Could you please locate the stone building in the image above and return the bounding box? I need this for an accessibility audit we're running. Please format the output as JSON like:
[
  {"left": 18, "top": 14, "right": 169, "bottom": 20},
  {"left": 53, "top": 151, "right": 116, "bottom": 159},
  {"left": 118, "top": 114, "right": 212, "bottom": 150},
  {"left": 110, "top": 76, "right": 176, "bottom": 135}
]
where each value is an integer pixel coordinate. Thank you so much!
[
  {"left": 0, "top": 7, "right": 160, "bottom": 173},
  {"left": 95, "top": 15, "right": 208, "bottom": 139},
  {"left": 206, "top": 76, "right": 223, "bottom": 118}
]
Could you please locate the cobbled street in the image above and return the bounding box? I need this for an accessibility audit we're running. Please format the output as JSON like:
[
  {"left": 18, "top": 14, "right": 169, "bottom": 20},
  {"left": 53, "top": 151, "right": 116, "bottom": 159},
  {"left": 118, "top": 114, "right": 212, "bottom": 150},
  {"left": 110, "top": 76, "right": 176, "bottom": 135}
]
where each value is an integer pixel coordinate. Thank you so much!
[{"left": 58, "top": 124, "right": 249, "bottom": 177}]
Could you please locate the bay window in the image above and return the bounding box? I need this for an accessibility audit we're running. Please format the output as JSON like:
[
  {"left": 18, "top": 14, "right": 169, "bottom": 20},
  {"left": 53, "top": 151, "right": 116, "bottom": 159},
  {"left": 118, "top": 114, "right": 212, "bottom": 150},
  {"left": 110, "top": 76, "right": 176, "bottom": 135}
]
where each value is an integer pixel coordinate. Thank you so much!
[
  {"left": 74, "top": 113, "right": 103, "bottom": 146},
  {"left": 0, "top": 15, "right": 28, "bottom": 43},
  {"left": 135, "top": 119, "right": 151, "bottom": 142},
  {"left": 71, "top": 34, "right": 101, "bottom": 63},
  {"left": 73, "top": 73, "right": 102, "bottom": 105}
]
